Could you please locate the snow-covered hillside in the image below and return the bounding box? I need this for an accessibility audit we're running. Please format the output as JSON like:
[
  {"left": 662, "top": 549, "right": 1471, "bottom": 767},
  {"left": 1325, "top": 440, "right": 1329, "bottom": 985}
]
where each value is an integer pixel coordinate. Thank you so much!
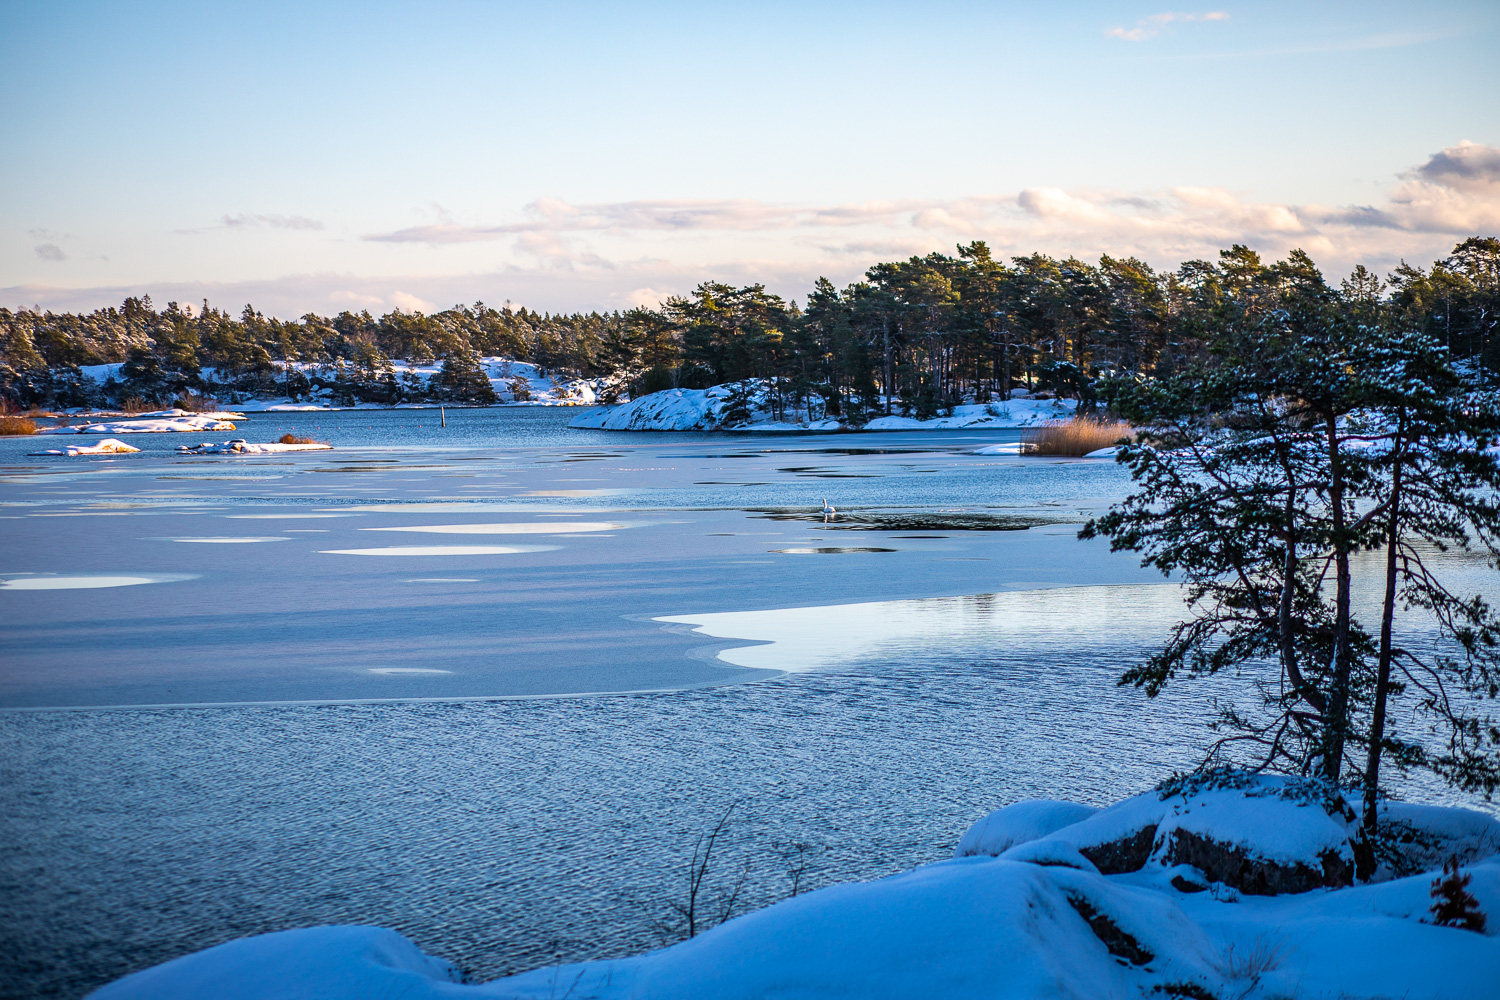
[
  {"left": 91, "top": 773, "right": 1500, "bottom": 1000},
  {"left": 570, "top": 382, "right": 1080, "bottom": 432}
]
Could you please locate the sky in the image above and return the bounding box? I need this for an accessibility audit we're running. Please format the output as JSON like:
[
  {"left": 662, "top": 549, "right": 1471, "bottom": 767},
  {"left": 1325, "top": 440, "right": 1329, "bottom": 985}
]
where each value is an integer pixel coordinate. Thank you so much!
[{"left": 2, "top": 0, "right": 1498, "bottom": 317}]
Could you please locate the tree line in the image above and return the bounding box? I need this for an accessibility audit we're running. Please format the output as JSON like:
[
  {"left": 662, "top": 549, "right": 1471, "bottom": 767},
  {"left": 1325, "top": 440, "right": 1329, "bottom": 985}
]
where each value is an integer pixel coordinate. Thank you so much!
[{"left": 1, "top": 237, "right": 1496, "bottom": 413}]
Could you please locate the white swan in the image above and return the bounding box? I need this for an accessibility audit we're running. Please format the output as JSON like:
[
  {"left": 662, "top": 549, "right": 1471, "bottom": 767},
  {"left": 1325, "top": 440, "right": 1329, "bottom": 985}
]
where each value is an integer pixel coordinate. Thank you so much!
[{"left": 820, "top": 498, "right": 836, "bottom": 516}]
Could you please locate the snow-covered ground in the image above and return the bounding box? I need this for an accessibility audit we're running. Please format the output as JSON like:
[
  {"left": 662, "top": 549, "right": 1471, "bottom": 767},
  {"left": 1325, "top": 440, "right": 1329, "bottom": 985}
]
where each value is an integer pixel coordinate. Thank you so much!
[
  {"left": 570, "top": 382, "right": 1080, "bottom": 432},
  {"left": 90, "top": 773, "right": 1500, "bottom": 1000}
]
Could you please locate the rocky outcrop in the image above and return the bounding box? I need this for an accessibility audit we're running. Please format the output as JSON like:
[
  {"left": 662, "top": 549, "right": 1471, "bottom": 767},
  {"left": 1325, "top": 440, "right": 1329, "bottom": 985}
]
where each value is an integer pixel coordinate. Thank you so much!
[
  {"left": 1078, "top": 824, "right": 1159, "bottom": 875},
  {"left": 1161, "top": 827, "right": 1353, "bottom": 895},
  {"left": 1065, "top": 894, "right": 1154, "bottom": 966}
]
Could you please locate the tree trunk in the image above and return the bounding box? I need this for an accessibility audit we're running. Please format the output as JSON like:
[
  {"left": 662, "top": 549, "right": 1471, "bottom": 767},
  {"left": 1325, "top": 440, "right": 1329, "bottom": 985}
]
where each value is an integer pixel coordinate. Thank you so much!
[
  {"left": 1363, "top": 424, "right": 1404, "bottom": 836},
  {"left": 882, "top": 321, "right": 893, "bottom": 416},
  {"left": 1323, "top": 413, "right": 1354, "bottom": 781}
]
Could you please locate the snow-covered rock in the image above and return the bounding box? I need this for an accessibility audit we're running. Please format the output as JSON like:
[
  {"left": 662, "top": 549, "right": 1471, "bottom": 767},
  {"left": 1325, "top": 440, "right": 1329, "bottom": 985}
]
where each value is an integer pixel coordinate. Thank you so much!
[
  {"left": 961, "top": 773, "right": 1500, "bottom": 897},
  {"left": 28, "top": 438, "right": 141, "bottom": 456},
  {"left": 176, "top": 440, "right": 332, "bottom": 454},
  {"left": 570, "top": 384, "right": 743, "bottom": 431}
]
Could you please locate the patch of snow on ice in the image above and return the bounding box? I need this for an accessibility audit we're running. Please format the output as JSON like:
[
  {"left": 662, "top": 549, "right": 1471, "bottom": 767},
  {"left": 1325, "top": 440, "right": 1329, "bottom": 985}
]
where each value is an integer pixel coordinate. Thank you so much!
[
  {"left": 319, "top": 544, "right": 561, "bottom": 556},
  {"left": 0, "top": 573, "right": 197, "bottom": 590},
  {"left": 361, "top": 522, "right": 628, "bottom": 535},
  {"left": 367, "top": 668, "right": 453, "bottom": 675},
  {"left": 161, "top": 537, "right": 290, "bottom": 544}
]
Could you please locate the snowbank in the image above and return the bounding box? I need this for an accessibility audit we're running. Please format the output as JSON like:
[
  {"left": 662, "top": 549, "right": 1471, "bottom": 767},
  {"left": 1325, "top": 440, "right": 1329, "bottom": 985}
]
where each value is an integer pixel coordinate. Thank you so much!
[
  {"left": 90, "top": 774, "right": 1500, "bottom": 1000},
  {"left": 570, "top": 383, "right": 1079, "bottom": 432},
  {"left": 176, "top": 440, "right": 332, "bottom": 454},
  {"left": 88, "top": 926, "right": 463, "bottom": 1000},
  {"left": 37, "top": 415, "right": 237, "bottom": 435},
  {"left": 955, "top": 799, "right": 1099, "bottom": 857},
  {"left": 28, "top": 438, "right": 140, "bottom": 457}
]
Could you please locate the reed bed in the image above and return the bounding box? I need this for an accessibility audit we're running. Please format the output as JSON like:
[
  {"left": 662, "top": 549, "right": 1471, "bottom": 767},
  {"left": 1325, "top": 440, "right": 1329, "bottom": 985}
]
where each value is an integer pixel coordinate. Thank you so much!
[
  {"left": 1021, "top": 416, "right": 1133, "bottom": 456},
  {"left": 278, "top": 433, "right": 320, "bottom": 445},
  {"left": 0, "top": 414, "right": 37, "bottom": 435}
]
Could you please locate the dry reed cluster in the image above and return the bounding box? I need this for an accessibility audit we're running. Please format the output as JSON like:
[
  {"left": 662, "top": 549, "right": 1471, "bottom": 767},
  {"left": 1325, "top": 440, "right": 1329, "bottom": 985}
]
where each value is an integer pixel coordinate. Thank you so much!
[
  {"left": 1021, "top": 416, "right": 1133, "bottom": 456},
  {"left": 0, "top": 415, "right": 37, "bottom": 435},
  {"left": 278, "top": 433, "right": 319, "bottom": 445}
]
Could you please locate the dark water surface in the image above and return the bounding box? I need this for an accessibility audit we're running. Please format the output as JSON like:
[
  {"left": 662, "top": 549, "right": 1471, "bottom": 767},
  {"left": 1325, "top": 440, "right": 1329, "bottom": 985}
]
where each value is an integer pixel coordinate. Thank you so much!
[{"left": 1, "top": 408, "right": 1493, "bottom": 998}]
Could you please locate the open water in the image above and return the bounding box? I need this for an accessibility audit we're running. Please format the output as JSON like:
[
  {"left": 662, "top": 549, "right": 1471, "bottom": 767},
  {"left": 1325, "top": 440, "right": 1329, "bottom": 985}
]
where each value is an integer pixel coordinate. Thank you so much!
[{"left": 0, "top": 407, "right": 1492, "bottom": 997}]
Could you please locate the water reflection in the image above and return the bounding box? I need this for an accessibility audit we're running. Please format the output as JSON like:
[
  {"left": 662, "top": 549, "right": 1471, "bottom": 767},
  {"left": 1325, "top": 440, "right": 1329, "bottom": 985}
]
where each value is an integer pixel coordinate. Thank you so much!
[{"left": 659, "top": 584, "right": 1183, "bottom": 673}]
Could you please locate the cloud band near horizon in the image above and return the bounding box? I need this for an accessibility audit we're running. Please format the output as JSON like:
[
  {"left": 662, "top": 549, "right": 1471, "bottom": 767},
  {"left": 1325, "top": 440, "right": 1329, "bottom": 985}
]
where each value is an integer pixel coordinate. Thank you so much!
[{"left": 9, "top": 141, "right": 1499, "bottom": 320}]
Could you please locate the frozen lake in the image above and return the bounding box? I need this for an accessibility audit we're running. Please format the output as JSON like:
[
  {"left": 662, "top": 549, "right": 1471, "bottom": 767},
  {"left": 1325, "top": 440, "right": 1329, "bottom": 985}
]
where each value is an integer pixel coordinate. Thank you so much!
[{"left": 1, "top": 407, "right": 1491, "bottom": 998}]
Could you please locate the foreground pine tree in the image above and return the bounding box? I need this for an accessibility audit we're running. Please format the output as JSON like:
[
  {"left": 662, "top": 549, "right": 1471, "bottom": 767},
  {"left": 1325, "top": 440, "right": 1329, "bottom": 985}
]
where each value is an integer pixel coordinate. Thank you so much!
[{"left": 1086, "top": 247, "right": 1500, "bottom": 827}]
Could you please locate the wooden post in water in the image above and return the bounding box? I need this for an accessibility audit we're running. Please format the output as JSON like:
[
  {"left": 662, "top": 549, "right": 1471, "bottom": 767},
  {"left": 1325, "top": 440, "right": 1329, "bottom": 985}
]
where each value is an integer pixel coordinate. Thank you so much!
[{"left": 441, "top": 406, "right": 446, "bottom": 428}]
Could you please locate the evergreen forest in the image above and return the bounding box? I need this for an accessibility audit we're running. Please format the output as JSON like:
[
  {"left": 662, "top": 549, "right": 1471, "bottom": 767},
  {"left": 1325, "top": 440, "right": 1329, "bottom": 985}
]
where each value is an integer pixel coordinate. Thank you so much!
[{"left": 2, "top": 237, "right": 1496, "bottom": 417}]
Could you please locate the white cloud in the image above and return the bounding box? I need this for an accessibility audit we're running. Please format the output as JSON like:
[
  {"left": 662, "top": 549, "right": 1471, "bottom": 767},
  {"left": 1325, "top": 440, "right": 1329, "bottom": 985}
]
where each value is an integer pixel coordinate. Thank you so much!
[
  {"left": 1106, "top": 11, "right": 1230, "bottom": 42},
  {"left": 388, "top": 290, "right": 436, "bottom": 314},
  {"left": 364, "top": 198, "right": 937, "bottom": 244},
  {"left": 329, "top": 290, "right": 385, "bottom": 309},
  {"left": 615, "top": 287, "right": 672, "bottom": 309},
  {"left": 220, "top": 213, "right": 324, "bottom": 231},
  {"left": 175, "top": 214, "right": 325, "bottom": 235},
  {"left": 14, "top": 141, "right": 1498, "bottom": 318},
  {"left": 1312, "top": 141, "right": 1500, "bottom": 234},
  {"left": 34, "top": 243, "right": 67, "bottom": 261}
]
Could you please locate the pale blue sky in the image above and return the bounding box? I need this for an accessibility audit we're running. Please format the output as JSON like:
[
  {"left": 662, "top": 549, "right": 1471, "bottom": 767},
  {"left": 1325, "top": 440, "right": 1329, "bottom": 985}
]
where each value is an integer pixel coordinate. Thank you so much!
[{"left": 3, "top": 1, "right": 1497, "bottom": 315}]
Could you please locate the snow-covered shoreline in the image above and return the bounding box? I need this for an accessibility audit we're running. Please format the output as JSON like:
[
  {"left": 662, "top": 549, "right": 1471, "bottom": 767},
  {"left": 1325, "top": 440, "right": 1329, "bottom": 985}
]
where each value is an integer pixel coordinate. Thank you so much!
[
  {"left": 71, "top": 357, "right": 615, "bottom": 412},
  {"left": 90, "top": 772, "right": 1500, "bottom": 1000},
  {"left": 570, "top": 382, "right": 1081, "bottom": 432}
]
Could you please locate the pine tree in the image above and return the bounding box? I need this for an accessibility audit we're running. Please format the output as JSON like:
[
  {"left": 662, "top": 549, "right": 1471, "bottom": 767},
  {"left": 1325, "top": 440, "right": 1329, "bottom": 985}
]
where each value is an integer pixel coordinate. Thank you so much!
[
  {"left": 1429, "top": 858, "right": 1488, "bottom": 932},
  {"left": 718, "top": 381, "right": 756, "bottom": 427},
  {"left": 431, "top": 350, "right": 498, "bottom": 404}
]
